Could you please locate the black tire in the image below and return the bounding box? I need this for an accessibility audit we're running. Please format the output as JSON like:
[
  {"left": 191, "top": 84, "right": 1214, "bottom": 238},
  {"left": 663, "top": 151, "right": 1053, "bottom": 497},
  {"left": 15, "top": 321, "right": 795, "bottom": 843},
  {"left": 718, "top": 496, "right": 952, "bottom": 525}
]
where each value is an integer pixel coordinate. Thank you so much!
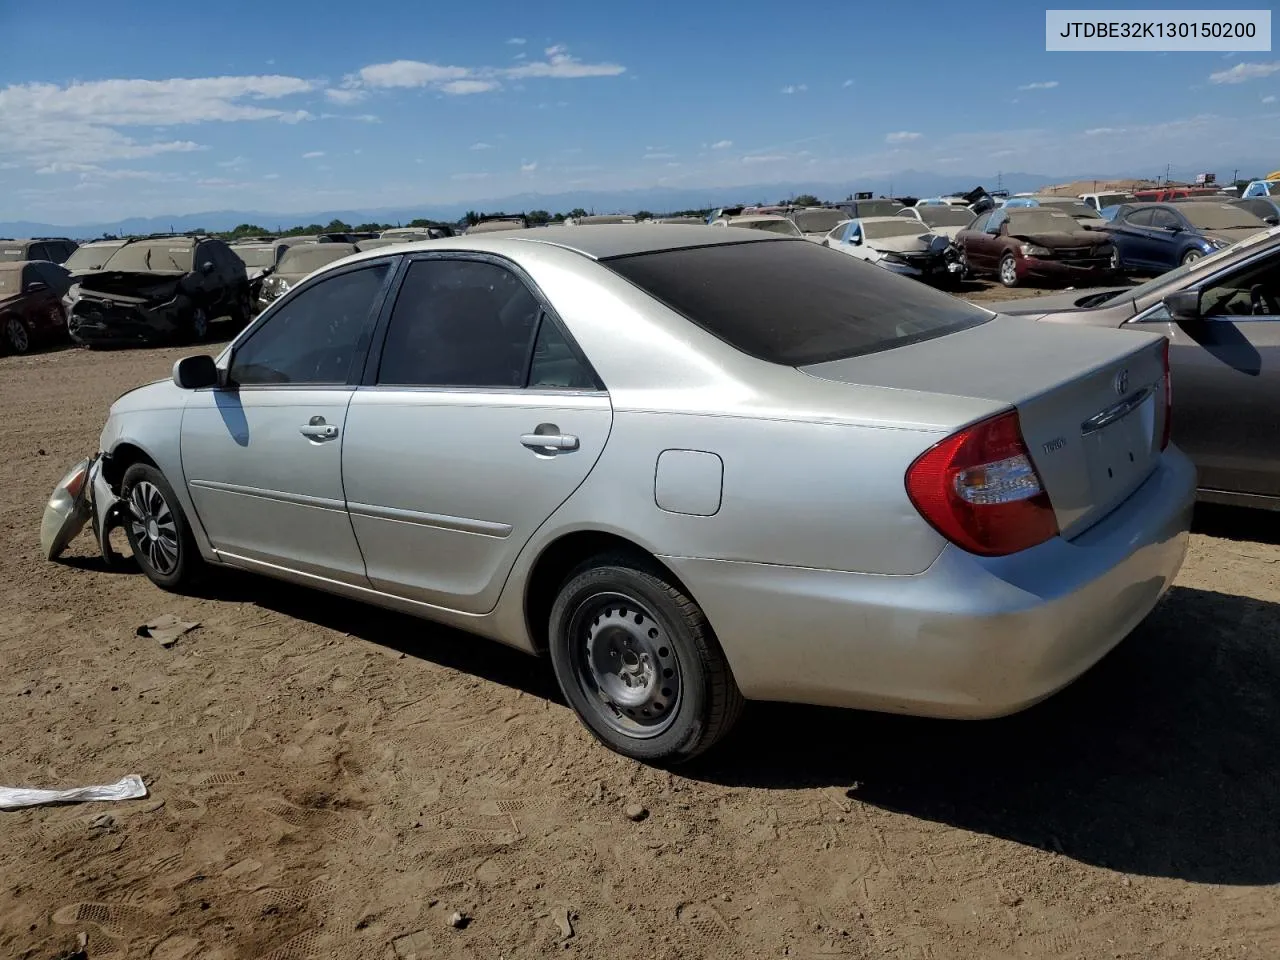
[
  {"left": 228, "top": 287, "right": 253, "bottom": 330},
  {"left": 4, "top": 315, "right": 31, "bottom": 355},
  {"left": 180, "top": 306, "right": 210, "bottom": 345},
  {"left": 547, "top": 553, "right": 744, "bottom": 764},
  {"left": 998, "top": 252, "right": 1020, "bottom": 288},
  {"left": 120, "top": 463, "right": 203, "bottom": 591},
  {"left": 1182, "top": 249, "right": 1202, "bottom": 266}
]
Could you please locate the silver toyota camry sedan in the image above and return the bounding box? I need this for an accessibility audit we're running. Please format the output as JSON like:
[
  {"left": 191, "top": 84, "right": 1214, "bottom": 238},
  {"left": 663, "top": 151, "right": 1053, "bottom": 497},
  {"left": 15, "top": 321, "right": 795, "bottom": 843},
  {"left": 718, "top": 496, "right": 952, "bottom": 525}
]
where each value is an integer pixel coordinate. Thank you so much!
[{"left": 45, "top": 226, "right": 1195, "bottom": 763}]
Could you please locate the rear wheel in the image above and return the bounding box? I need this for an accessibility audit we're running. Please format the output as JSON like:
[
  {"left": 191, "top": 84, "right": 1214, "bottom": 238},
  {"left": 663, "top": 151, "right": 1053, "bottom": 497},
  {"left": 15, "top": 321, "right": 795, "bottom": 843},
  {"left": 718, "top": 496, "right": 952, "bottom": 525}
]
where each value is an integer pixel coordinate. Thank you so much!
[
  {"left": 998, "top": 253, "right": 1020, "bottom": 287},
  {"left": 1109, "top": 246, "right": 1123, "bottom": 274},
  {"left": 120, "top": 463, "right": 203, "bottom": 591},
  {"left": 547, "top": 554, "right": 743, "bottom": 764},
  {"left": 1182, "top": 249, "right": 1202, "bottom": 266},
  {"left": 4, "top": 316, "right": 30, "bottom": 354}
]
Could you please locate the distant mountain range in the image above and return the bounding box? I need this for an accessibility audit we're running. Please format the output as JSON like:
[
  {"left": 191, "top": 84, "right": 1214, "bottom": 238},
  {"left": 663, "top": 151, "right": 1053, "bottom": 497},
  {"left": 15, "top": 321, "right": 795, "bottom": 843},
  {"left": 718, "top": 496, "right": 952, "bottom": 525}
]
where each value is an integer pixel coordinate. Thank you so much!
[{"left": 0, "top": 169, "right": 1181, "bottom": 237}]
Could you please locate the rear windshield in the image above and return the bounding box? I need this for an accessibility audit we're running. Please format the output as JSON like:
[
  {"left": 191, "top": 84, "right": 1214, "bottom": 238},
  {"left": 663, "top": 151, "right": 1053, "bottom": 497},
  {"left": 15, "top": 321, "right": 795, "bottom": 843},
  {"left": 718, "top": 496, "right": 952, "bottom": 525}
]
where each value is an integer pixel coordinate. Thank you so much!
[
  {"left": 65, "top": 243, "right": 124, "bottom": 271},
  {"left": 1006, "top": 210, "right": 1077, "bottom": 233},
  {"left": 734, "top": 219, "right": 801, "bottom": 236},
  {"left": 0, "top": 247, "right": 25, "bottom": 262},
  {"left": 856, "top": 201, "right": 904, "bottom": 217},
  {"left": 277, "top": 244, "right": 357, "bottom": 274},
  {"left": 792, "top": 209, "right": 846, "bottom": 233},
  {"left": 1179, "top": 203, "right": 1268, "bottom": 230},
  {"left": 917, "top": 206, "right": 975, "bottom": 226},
  {"left": 604, "top": 240, "right": 992, "bottom": 365},
  {"left": 104, "top": 241, "right": 194, "bottom": 273},
  {"left": 233, "top": 246, "right": 277, "bottom": 268},
  {"left": 863, "top": 220, "right": 928, "bottom": 240}
]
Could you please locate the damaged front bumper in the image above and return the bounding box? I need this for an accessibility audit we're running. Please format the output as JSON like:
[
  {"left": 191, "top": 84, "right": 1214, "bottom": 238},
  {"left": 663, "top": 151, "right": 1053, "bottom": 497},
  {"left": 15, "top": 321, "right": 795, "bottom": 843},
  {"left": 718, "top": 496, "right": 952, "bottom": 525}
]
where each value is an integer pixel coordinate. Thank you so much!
[
  {"left": 40, "top": 454, "right": 129, "bottom": 565},
  {"left": 68, "top": 297, "right": 186, "bottom": 346}
]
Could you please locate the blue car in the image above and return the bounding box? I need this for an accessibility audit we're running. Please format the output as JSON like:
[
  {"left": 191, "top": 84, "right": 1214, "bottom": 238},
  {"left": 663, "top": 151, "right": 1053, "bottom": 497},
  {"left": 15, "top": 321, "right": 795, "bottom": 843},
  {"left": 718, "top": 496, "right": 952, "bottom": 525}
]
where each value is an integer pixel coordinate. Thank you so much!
[{"left": 1103, "top": 201, "right": 1269, "bottom": 272}]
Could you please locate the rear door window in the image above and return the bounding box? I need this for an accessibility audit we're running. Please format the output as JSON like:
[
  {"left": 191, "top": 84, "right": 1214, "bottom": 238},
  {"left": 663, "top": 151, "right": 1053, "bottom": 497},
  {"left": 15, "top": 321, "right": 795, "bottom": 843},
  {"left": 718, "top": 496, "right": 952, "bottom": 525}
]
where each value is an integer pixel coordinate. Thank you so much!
[
  {"left": 1124, "top": 208, "right": 1155, "bottom": 228},
  {"left": 604, "top": 240, "right": 992, "bottom": 365}
]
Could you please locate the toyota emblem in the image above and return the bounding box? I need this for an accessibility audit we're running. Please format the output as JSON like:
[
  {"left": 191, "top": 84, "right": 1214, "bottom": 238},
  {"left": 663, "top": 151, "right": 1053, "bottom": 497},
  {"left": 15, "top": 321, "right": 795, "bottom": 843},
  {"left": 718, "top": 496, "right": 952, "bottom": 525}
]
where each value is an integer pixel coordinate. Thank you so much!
[{"left": 1114, "top": 368, "right": 1130, "bottom": 395}]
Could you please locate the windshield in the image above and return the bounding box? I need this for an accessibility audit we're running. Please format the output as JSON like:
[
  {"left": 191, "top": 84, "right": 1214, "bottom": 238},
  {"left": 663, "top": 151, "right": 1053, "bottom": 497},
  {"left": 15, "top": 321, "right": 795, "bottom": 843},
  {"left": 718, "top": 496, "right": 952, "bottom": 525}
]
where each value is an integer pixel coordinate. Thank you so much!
[
  {"left": 856, "top": 201, "right": 904, "bottom": 217},
  {"left": 1096, "top": 193, "right": 1135, "bottom": 208},
  {"left": 917, "top": 206, "right": 975, "bottom": 227},
  {"left": 276, "top": 244, "right": 357, "bottom": 274},
  {"left": 792, "top": 210, "right": 847, "bottom": 233},
  {"left": 604, "top": 241, "right": 991, "bottom": 365},
  {"left": 103, "top": 241, "right": 193, "bottom": 273},
  {"left": 863, "top": 220, "right": 928, "bottom": 240},
  {"left": 64, "top": 243, "right": 124, "bottom": 271},
  {"left": 1179, "top": 203, "right": 1268, "bottom": 230},
  {"left": 233, "top": 246, "right": 277, "bottom": 268},
  {"left": 735, "top": 219, "right": 801, "bottom": 236},
  {"left": 1006, "top": 210, "right": 1077, "bottom": 234}
]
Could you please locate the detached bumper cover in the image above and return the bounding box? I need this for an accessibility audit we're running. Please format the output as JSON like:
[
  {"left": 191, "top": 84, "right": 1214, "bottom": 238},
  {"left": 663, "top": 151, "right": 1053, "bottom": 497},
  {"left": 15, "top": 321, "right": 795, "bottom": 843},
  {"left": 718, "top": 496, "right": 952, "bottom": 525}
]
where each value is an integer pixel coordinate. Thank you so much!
[{"left": 663, "top": 447, "right": 1195, "bottom": 718}]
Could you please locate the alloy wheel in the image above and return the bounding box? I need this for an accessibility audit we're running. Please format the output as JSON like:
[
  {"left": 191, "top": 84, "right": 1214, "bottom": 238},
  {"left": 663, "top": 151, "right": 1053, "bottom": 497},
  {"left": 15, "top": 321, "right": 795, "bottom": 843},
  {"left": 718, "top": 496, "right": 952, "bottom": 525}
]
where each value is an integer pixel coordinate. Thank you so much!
[
  {"left": 568, "top": 592, "right": 683, "bottom": 740},
  {"left": 128, "top": 480, "right": 180, "bottom": 576},
  {"left": 6, "top": 317, "right": 29, "bottom": 353},
  {"left": 1000, "top": 256, "right": 1018, "bottom": 286}
]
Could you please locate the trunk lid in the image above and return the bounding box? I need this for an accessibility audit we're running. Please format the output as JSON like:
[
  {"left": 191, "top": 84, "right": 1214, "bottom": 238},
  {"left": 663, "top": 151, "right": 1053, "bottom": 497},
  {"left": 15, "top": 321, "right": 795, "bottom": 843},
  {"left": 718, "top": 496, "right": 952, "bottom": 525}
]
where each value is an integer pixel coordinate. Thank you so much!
[{"left": 802, "top": 316, "right": 1168, "bottom": 538}]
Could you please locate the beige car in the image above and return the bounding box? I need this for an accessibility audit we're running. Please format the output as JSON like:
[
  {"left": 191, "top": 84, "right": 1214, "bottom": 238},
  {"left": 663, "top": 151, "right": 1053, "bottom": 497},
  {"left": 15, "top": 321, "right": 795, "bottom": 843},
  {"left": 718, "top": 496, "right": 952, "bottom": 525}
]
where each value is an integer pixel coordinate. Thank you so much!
[{"left": 710, "top": 215, "right": 803, "bottom": 237}]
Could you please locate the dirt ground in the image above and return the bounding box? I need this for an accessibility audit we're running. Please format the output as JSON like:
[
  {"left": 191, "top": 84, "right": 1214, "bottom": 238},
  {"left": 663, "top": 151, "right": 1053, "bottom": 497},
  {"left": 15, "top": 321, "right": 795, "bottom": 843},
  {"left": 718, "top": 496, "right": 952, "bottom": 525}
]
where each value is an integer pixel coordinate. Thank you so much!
[{"left": 1, "top": 282, "right": 1278, "bottom": 960}]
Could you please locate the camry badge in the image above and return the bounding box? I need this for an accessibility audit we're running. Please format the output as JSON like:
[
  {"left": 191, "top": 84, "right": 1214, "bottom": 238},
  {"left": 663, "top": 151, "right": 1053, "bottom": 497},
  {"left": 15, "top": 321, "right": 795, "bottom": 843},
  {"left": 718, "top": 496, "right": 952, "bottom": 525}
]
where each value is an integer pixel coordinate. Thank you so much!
[{"left": 1114, "top": 368, "right": 1130, "bottom": 396}]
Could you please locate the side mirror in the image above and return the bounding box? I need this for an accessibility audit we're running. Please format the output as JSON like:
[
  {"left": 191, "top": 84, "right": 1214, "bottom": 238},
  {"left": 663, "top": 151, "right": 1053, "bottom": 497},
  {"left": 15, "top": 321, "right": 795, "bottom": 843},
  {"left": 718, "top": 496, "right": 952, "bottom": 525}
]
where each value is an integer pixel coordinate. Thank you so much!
[
  {"left": 172, "top": 354, "right": 219, "bottom": 390},
  {"left": 1163, "top": 290, "right": 1202, "bottom": 323},
  {"left": 200, "top": 261, "right": 215, "bottom": 275},
  {"left": 1266, "top": 215, "right": 1279, "bottom": 226}
]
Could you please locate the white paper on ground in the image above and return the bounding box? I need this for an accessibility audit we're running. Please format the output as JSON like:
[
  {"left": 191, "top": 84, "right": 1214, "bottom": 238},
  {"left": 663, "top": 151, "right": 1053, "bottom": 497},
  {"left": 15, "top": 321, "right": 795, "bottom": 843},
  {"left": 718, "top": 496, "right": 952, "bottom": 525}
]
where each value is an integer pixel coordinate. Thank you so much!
[{"left": 0, "top": 775, "right": 147, "bottom": 811}]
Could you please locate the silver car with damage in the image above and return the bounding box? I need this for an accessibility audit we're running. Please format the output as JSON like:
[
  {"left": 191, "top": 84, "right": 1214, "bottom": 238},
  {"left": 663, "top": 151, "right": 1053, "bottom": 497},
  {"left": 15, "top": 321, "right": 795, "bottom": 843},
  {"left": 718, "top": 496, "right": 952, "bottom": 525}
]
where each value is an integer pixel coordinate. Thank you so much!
[{"left": 45, "top": 226, "right": 1194, "bottom": 763}]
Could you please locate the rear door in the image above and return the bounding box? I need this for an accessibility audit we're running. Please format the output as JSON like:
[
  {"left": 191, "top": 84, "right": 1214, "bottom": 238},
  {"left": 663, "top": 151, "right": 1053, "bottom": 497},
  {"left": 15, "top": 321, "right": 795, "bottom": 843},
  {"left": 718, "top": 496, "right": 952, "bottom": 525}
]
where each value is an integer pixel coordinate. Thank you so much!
[
  {"left": 342, "top": 254, "right": 612, "bottom": 614},
  {"left": 181, "top": 259, "right": 395, "bottom": 584},
  {"left": 1132, "top": 245, "right": 1280, "bottom": 498}
]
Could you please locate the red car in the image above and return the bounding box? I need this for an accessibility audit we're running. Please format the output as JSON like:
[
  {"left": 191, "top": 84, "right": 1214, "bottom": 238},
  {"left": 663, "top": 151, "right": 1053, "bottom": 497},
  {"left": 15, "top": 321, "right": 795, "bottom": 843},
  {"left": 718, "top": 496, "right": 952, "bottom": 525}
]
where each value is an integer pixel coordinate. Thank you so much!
[
  {"left": 0, "top": 260, "right": 73, "bottom": 354},
  {"left": 956, "top": 207, "right": 1116, "bottom": 287}
]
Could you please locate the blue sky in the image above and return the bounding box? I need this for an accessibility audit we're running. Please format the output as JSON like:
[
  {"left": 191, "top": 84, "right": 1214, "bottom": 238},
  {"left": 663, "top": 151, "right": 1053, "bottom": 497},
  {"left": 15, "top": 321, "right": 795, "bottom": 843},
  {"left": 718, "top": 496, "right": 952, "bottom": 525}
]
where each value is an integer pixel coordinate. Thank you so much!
[{"left": 1, "top": 1, "right": 1278, "bottom": 221}]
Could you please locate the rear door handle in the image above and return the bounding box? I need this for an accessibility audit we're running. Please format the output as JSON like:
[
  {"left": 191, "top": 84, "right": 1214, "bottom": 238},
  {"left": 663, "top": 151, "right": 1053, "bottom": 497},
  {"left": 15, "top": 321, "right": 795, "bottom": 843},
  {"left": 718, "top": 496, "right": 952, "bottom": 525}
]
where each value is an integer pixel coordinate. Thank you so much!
[
  {"left": 300, "top": 420, "right": 339, "bottom": 441},
  {"left": 521, "top": 433, "right": 579, "bottom": 451}
]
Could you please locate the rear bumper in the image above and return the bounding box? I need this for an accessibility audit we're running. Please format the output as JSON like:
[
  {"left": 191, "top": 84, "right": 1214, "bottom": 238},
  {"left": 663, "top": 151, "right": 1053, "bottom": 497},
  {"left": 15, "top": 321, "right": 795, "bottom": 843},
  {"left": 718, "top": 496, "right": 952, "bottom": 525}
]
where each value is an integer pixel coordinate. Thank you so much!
[{"left": 663, "top": 447, "right": 1195, "bottom": 718}]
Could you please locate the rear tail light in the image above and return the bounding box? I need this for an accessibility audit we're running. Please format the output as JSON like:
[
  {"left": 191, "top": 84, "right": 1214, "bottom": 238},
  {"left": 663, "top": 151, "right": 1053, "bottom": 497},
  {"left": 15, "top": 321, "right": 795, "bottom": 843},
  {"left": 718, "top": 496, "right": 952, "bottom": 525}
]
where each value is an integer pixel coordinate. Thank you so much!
[
  {"left": 1159, "top": 339, "right": 1172, "bottom": 451},
  {"left": 905, "top": 410, "right": 1059, "bottom": 557}
]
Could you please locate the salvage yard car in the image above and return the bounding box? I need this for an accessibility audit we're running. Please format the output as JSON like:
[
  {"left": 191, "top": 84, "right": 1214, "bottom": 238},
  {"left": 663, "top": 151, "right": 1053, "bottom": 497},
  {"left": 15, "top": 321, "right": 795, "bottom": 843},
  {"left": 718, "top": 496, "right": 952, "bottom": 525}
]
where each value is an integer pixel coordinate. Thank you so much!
[
  {"left": 827, "top": 217, "right": 961, "bottom": 282},
  {"left": 894, "top": 204, "right": 977, "bottom": 241},
  {"left": 956, "top": 207, "right": 1116, "bottom": 287},
  {"left": 0, "top": 237, "right": 79, "bottom": 264},
  {"left": 788, "top": 207, "right": 849, "bottom": 242},
  {"left": 230, "top": 240, "right": 292, "bottom": 305},
  {"left": 43, "top": 225, "right": 1193, "bottom": 763},
  {"left": 255, "top": 242, "right": 358, "bottom": 312},
  {"left": 1000, "top": 224, "right": 1280, "bottom": 510},
  {"left": 67, "top": 236, "right": 250, "bottom": 347},
  {"left": 710, "top": 214, "right": 803, "bottom": 236},
  {"left": 0, "top": 260, "right": 72, "bottom": 354},
  {"left": 1104, "top": 202, "right": 1270, "bottom": 272}
]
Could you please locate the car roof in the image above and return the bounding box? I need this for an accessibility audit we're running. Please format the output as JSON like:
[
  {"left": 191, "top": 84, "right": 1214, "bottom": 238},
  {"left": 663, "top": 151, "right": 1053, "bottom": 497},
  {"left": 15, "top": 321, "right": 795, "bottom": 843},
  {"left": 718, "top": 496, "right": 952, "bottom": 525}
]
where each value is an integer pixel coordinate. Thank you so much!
[{"left": 342, "top": 224, "right": 787, "bottom": 265}]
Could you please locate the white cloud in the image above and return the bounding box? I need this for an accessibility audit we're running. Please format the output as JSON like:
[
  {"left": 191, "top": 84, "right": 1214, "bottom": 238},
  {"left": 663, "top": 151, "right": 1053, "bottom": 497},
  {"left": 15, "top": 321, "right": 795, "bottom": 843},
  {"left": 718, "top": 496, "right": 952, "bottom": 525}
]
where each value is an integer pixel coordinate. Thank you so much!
[
  {"left": 441, "top": 79, "right": 501, "bottom": 95},
  {"left": 1018, "top": 80, "right": 1059, "bottom": 90},
  {"left": 520, "top": 160, "right": 538, "bottom": 172},
  {"left": 643, "top": 152, "right": 675, "bottom": 160},
  {"left": 320, "top": 112, "right": 380, "bottom": 123},
  {"left": 1209, "top": 61, "right": 1280, "bottom": 83},
  {"left": 885, "top": 131, "right": 922, "bottom": 143},
  {"left": 513, "top": 53, "right": 527, "bottom": 60},
  {"left": 781, "top": 84, "right": 807, "bottom": 94},
  {"left": 302, "top": 150, "right": 325, "bottom": 158},
  {"left": 507, "top": 37, "right": 526, "bottom": 45},
  {"left": 470, "top": 141, "right": 494, "bottom": 150},
  {"left": 710, "top": 139, "right": 733, "bottom": 149},
  {"left": 1264, "top": 95, "right": 1277, "bottom": 104},
  {"left": 217, "top": 155, "right": 247, "bottom": 168},
  {"left": 0, "top": 74, "right": 311, "bottom": 165},
  {"left": 842, "top": 79, "right": 855, "bottom": 88},
  {"left": 452, "top": 172, "right": 490, "bottom": 180},
  {"left": 505, "top": 48, "right": 625, "bottom": 79},
  {"left": 263, "top": 173, "right": 280, "bottom": 179},
  {"left": 934, "top": 156, "right": 963, "bottom": 163},
  {"left": 325, "top": 88, "right": 367, "bottom": 105},
  {"left": 359, "top": 61, "right": 470, "bottom": 88},
  {"left": 545, "top": 44, "right": 567, "bottom": 57},
  {"left": 741, "top": 154, "right": 787, "bottom": 164},
  {"left": 1085, "top": 126, "right": 1122, "bottom": 136}
]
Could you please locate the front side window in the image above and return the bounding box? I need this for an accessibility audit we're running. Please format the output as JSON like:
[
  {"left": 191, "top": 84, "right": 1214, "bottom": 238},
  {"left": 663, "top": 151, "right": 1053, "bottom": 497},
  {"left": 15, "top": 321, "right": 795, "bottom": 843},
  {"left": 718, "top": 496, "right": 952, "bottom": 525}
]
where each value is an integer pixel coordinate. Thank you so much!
[
  {"left": 230, "top": 263, "right": 389, "bottom": 386},
  {"left": 966, "top": 213, "right": 991, "bottom": 234},
  {"left": 376, "top": 258, "right": 542, "bottom": 388},
  {"left": 1150, "top": 209, "right": 1182, "bottom": 231}
]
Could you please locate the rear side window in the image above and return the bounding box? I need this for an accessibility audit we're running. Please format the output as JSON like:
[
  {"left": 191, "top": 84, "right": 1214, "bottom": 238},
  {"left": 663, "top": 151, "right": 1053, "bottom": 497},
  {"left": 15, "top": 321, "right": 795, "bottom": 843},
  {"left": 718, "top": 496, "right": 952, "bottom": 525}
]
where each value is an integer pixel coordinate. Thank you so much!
[{"left": 604, "top": 240, "right": 992, "bottom": 366}]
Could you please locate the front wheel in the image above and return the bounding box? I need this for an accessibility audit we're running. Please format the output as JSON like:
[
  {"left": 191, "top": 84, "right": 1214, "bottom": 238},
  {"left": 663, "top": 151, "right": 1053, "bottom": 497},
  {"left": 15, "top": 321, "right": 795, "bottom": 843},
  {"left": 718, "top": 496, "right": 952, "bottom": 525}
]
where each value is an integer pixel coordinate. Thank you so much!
[
  {"left": 4, "top": 316, "right": 31, "bottom": 354},
  {"left": 998, "top": 253, "right": 1020, "bottom": 287},
  {"left": 1182, "top": 249, "right": 1203, "bottom": 266},
  {"left": 547, "top": 554, "right": 744, "bottom": 764},
  {"left": 120, "top": 463, "right": 203, "bottom": 591},
  {"left": 182, "top": 306, "right": 210, "bottom": 344}
]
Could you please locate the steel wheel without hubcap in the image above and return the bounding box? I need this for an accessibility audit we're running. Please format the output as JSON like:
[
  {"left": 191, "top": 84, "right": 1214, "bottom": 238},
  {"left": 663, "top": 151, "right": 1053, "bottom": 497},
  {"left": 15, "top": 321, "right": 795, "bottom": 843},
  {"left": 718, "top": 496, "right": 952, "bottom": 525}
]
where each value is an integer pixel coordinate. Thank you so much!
[
  {"left": 6, "top": 317, "right": 29, "bottom": 353},
  {"left": 569, "top": 592, "right": 682, "bottom": 739},
  {"left": 999, "top": 254, "right": 1019, "bottom": 287},
  {"left": 1182, "top": 250, "right": 1202, "bottom": 266},
  {"left": 128, "top": 480, "right": 180, "bottom": 576}
]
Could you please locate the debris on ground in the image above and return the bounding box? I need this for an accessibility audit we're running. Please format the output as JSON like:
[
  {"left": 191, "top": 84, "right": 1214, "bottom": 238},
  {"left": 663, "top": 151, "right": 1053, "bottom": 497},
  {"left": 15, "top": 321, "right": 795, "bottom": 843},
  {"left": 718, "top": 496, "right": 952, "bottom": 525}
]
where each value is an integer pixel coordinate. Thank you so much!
[
  {"left": 624, "top": 802, "right": 649, "bottom": 822},
  {"left": 447, "top": 910, "right": 468, "bottom": 929},
  {"left": 553, "top": 906, "right": 575, "bottom": 941},
  {"left": 0, "top": 774, "right": 147, "bottom": 811},
  {"left": 137, "top": 614, "right": 200, "bottom": 648}
]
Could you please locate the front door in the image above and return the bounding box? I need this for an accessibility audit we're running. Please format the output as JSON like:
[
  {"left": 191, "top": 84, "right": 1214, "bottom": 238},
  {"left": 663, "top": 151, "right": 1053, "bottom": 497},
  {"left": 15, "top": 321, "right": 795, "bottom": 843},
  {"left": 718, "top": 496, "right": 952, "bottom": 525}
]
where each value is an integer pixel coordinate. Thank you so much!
[
  {"left": 342, "top": 256, "right": 612, "bottom": 614},
  {"left": 181, "top": 260, "right": 394, "bottom": 584},
  {"left": 1137, "top": 248, "right": 1280, "bottom": 498}
]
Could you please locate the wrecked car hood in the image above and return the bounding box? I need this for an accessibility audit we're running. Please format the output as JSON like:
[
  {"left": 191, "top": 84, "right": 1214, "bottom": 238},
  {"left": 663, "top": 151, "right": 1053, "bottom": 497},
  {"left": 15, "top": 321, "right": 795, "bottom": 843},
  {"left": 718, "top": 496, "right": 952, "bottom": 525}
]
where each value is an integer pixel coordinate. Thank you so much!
[
  {"left": 1008, "top": 230, "right": 1104, "bottom": 247},
  {"left": 76, "top": 271, "right": 185, "bottom": 303},
  {"left": 866, "top": 233, "right": 948, "bottom": 254}
]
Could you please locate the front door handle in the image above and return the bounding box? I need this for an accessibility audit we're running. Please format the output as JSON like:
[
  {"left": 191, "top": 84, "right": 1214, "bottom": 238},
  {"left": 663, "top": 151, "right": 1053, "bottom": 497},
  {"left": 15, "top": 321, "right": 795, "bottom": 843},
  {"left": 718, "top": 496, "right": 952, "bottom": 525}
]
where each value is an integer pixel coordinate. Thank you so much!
[
  {"left": 300, "top": 417, "right": 339, "bottom": 441},
  {"left": 521, "top": 432, "right": 579, "bottom": 452}
]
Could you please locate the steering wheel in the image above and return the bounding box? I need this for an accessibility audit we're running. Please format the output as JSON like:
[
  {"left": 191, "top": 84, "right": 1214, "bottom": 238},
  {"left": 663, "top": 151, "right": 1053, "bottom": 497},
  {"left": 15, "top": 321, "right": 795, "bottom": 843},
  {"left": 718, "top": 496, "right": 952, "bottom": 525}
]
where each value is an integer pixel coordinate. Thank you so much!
[{"left": 1250, "top": 284, "right": 1280, "bottom": 315}]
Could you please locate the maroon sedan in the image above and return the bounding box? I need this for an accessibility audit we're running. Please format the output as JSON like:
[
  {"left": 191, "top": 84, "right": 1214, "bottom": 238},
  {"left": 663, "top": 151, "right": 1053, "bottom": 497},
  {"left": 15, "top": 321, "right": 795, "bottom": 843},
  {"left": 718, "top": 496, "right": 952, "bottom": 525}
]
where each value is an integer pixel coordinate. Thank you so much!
[
  {"left": 0, "top": 260, "right": 72, "bottom": 355},
  {"left": 957, "top": 207, "right": 1116, "bottom": 287}
]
